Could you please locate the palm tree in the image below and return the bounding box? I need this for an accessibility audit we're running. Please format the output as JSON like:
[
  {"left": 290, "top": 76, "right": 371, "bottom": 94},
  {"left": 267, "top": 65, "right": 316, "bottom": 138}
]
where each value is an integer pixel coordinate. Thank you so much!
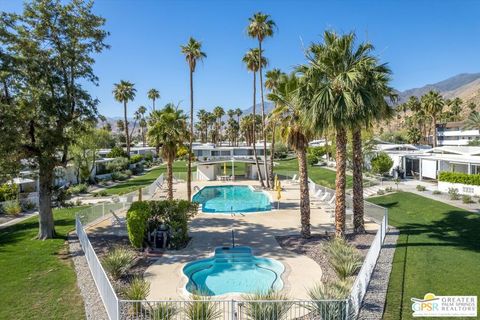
[
  {"left": 235, "top": 108, "right": 243, "bottom": 124},
  {"left": 464, "top": 112, "right": 480, "bottom": 130},
  {"left": 137, "top": 105, "right": 147, "bottom": 146},
  {"left": 181, "top": 37, "right": 206, "bottom": 200},
  {"left": 147, "top": 104, "right": 187, "bottom": 199},
  {"left": 197, "top": 109, "right": 209, "bottom": 143},
  {"left": 449, "top": 97, "right": 463, "bottom": 121},
  {"left": 212, "top": 106, "right": 225, "bottom": 144},
  {"left": 299, "top": 31, "right": 376, "bottom": 237},
  {"left": 247, "top": 12, "right": 276, "bottom": 188},
  {"left": 269, "top": 73, "right": 312, "bottom": 238},
  {"left": 350, "top": 61, "right": 396, "bottom": 233},
  {"left": 421, "top": 91, "right": 445, "bottom": 147},
  {"left": 113, "top": 80, "right": 136, "bottom": 158},
  {"left": 265, "top": 68, "right": 285, "bottom": 187},
  {"left": 227, "top": 109, "right": 235, "bottom": 120},
  {"left": 147, "top": 88, "right": 160, "bottom": 111},
  {"left": 243, "top": 48, "right": 267, "bottom": 187}
]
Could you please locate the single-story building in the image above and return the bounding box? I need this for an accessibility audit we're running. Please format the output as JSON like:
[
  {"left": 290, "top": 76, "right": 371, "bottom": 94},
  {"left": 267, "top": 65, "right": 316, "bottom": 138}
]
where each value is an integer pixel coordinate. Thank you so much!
[{"left": 195, "top": 158, "right": 271, "bottom": 181}]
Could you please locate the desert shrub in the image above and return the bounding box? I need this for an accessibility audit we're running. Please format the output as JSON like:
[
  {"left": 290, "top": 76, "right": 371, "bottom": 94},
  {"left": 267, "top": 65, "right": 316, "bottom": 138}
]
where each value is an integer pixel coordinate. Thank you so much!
[
  {"left": 149, "top": 302, "right": 179, "bottom": 320},
  {"left": 129, "top": 154, "right": 144, "bottom": 164},
  {"left": 107, "top": 146, "right": 128, "bottom": 158},
  {"left": 416, "top": 185, "right": 426, "bottom": 192},
  {"left": 462, "top": 195, "right": 474, "bottom": 204},
  {"left": 144, "top": 152, "right": 154, "bottom": 162},
  {"left": 111, "top": 172, "right": 129, "bottom": 181},
  {"left": 448, "top": 188, "right": 460, "bottom": 200},
  {"left": 438, "top": 171, "right": 480, "bottom": 186},
  {"left": 307, "top": 154, "right": 318, "bottom": 166},
  {"left": 274, "top": 142, "right": 289, "bottom": 159},
  {"left": 126, "top": 202, "right": 151, "bottom": 248},
  {"left": 102, "top": 247, "right": 136, "bottom": 280},
  {"left": 93, "top": 190, "right": 108, "bottom": 197},
  {"left": 307, "top": 279, "right": 353, "bottom": 320},
  {"left": 377, "top": 189, "right": 385, "bottom": 195},
  {"left": 385, "top": 186, "right": 394, "bottom": 193},
  {"left": 3, "top": 201, "right": 22, "bottom": 215},
  {"left": 323, "top": 238, "right": 362, "bottom": 280},
  {"left": 432, "top": 190, "right": 442, "bottom": 195},
  {"left": 69, "top": 183, "right": 88, "bottom": 194},
  {"left": 242, "top": 290, "right": 292, "bottom": 320},
  {"left": 185, "top": 295, "right": 221, "bottom": 320},
  {"left": 131, "top": 164, "right": 144, "bottom": 175},
  {"left": 124, "top": 169, "right": 133, "bottom": 177},
  {"left": 123, "top": 277, "right": 150, "bottom": 314},
  {"left": 21, "top": 200, "right": 37, "bottom": 211},
  {"left": 370, "top": 152, "right": 393, "bottom": 176},
  {"left": 0, "top": 183, "right": 18, "bottom": 202},
  {"left": 106, "top": 157, "right": 129, "bottom": 173}
]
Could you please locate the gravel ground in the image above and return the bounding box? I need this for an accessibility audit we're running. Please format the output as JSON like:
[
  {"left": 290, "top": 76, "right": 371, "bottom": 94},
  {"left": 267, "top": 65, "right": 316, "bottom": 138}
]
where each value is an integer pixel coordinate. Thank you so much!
[
  {"left": 358, "top": 228, "right": 399, "bottom": 320},
  {"left": 68, "top": 233, "right": 109, "bottom": 320},
  {"left": 276, "top": 232, "right": 376, "bottom": 283}
]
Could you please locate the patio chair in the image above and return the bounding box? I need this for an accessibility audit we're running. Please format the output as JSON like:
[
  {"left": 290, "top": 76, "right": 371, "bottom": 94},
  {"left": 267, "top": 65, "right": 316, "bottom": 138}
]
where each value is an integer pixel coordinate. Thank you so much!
[
  {"left": 312, "top": 189, "right": 323, "bottom": 199},
  {"left": 311, "top": 192, "right": 331, "bottom": 207},
  {"left": 110, "top": 210, "right": 126, "bottom": 227},
  {"left": 287, "top": 174, "right": 298, "bottom": 184}
]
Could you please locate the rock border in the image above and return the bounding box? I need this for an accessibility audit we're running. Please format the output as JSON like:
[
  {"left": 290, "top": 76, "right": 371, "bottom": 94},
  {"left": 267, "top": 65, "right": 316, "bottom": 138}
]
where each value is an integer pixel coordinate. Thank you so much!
[
  {"left": 68, "top": 232, "right": 109, "bottom": 320},
  {"left": 358, "top": 228, "right": 399, "bottom": 320}
]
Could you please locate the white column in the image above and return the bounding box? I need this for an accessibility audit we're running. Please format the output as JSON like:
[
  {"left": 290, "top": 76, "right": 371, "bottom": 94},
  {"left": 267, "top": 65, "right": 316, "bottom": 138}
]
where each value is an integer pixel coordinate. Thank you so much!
[
  {"left": 419, "top": 159, "right": 423, "bottom": 181},
  {"left": 468, "top": 163, "right": 472, "bottom": 174}
]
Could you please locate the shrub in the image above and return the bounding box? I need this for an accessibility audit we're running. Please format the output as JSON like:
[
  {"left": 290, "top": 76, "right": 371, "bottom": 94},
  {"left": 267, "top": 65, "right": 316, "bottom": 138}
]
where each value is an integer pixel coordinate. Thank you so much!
[
  {"left": 462, "top": 195, "right": 474, "bottom": 204},
  {"left": 323, "top": 238, "right": 363, "bottom": 280},
  {"left": 107, "top": 146, "right": 128, "bottom": 158},
  {"left": 131, "top": 164, "right": 144, "bottom": 175},
  {"left": 438, "top": 171, "right": 480, "bottom": 186},
  {"left": 370, "top": 152, "right": 393, "bottom": 176},
  {"left": 0, "top": 183, "right": 18, "bottom": 202},
  {"left": 448, "top": 188, "right": 460, "bottom": 200},
  {"left": 307, "top": 154, "right": 318, "bottom": 166},
  {"left": 377, "top": 189, "right": 385, "bottom": 195},
  {"left": 124, "top": 169, "right": 133, "bottom": 177},
  {"left": 385, "top": 186, "right": 394, "bottom": 193},
  {"left": 93, "top": 190, "right": 108, "bottom": 197},
  {"left": 126, "top": 202, "right": 151, "bottom": 248},
  {"left": 123, "top": 277, "right": 150, "bottom": 314},
  {"left": 432, "top": 190, "right": 442, "bottom": 195},
  {"left": 185, "top": 295, "right": 221, "bottom": 320},
  {"left": 111, "top": 172, "right": 129, "bottom": 181},
  {"left": 129, "top": 154, "right": 144, "bottom": 164},
  {"left": 3, "top": 201, "right": 22, "bottom": 215},
  {"left": 102, "top": 247, "right": 136, "bottom": 280},
  {"left": 106, "top": 157, "right": 129, "bottom": 173},
  {"left": 416, "top": 185, "right": 426, "bottom": 192},
  {"left": 21, "top": 200, "right": 37, "bottom": 211},
  {"left": 149, "top": 302, "right": 179, "bottom": 320},
  {"left": 69, "top": 183, "right": 88, "bottom": 194},
  {"left": 242, "top": 290, "right": 292, "bottom": 320},
  {"left": 144, "top": 152, "right": 154, "bottom": 162},
  {"left": 307, "top": 279, "right": 353, "bottom": 320}
]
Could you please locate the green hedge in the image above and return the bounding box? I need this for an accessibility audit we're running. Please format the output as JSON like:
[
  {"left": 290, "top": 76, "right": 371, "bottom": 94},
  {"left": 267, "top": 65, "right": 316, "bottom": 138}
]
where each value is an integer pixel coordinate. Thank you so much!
[
  {"left": 126, "top": 201, "right": 151, "bottom": 248},
  {"left": 438, "top": 171, "right": 480, "bottom": 186}
]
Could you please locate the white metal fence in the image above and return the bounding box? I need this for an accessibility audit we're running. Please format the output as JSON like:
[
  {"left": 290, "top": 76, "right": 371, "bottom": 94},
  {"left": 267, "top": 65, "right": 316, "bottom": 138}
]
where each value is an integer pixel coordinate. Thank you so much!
[{"left": 75, "top": 171, "right": 388, "bottom": 320}]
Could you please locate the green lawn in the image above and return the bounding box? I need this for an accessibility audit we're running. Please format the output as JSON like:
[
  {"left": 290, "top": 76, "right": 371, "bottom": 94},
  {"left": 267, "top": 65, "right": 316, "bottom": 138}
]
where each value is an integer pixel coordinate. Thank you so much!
[
  {"left": 104, "top": 160, "right": 192, "bottom": 195},
  {"left": 369, "top": 192, "right": 480, "bottom": 320},
  {"left": 274, "top": 158, "right": 354, "bottom": 189},
  {"left": 0, "top": 208, "right": 85, "bottom": 320}
]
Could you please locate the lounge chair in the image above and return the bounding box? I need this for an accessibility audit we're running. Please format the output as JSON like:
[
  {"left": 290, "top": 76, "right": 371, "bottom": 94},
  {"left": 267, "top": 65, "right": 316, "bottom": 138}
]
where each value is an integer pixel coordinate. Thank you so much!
[
  {"left": 288, "top": 174, "right": 298, "bottom": 184},
  {"left": 312, "top": 189, "right": 323, "bottom": 199},
  {"left": 110, "top": 210, "right": 126, "bottom": 227}
]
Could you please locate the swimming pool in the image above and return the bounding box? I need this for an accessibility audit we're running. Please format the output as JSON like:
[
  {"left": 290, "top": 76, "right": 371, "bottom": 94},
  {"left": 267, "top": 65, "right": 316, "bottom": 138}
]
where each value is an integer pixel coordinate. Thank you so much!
[
  {"left": 192, "top": 185, "right": 272, "bottom": 213},
  {"left": 183, "top": 246, "right": 284, "bottom": 296}
]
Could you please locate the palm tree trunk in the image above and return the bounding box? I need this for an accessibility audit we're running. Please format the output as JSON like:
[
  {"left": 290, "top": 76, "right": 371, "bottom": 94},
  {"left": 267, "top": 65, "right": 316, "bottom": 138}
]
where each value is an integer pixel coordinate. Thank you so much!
[
  {"left": 258, "top": 41, "right": 270, "bottom": 188},
  {"left": 335, "top": 127, "right": 347, "bottom": 238},
  {"left": 432, "top": 116, "right": 437, "bottom": 147},
  {"left": 187, "top": 68, "right": 193, "bottom": 200},
  {"left": 352, "top": 127, "right": 365, "bottom": 233},
  {"left": 124, "top": 101, "right": 130, "bottom": 158},
  {"left": 167, "top": 158, "right": 173, "bottom": 200},
  {"left": 152, "top": 98, "right": 155, "bottom": 111},
  {"left": 297, "top": 142, "right": 311, "bottom": 238},
  {"left": 252, "top": 72, "right": 265, "bottom": 187},
  {"left": 269, "top": 121, "right": 276, "bottom": 188}
]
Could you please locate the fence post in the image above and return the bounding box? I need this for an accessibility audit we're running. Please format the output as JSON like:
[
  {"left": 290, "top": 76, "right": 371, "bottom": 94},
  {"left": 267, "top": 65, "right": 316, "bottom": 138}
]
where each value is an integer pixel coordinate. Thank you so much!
[
  {"left": 345, "top": 299, "right": 349, "bottom": 320},
  {"left": 231, "top": 299, "right": 236, "bottom": 320},
  {"left": 117, "top": 300, "right": 121, "bottom": 320}
]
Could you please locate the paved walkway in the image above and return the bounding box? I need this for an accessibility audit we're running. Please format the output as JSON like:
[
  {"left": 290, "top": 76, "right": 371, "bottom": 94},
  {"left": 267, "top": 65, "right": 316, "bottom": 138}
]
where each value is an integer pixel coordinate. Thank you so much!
[
  {"left": 143, "top": 179, "right": 378, "bottom": 300},
  {"left": 0, "top": 211, "right": 38, "bottom": 230}
]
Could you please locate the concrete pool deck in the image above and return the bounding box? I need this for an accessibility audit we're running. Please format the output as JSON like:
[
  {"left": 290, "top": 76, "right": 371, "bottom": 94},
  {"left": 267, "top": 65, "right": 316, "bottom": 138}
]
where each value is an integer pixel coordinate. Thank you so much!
[{"left": 144, "top": 179, "right": 378, "bottom": 300}]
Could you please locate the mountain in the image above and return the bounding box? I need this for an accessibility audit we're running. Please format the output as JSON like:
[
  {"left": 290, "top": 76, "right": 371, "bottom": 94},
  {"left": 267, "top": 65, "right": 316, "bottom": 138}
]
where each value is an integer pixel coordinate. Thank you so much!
[
  {"left": 241, "top": 101, "right": 275, "bottom": 117},
  {"left": 396, "top": 73, "right": 480, "bottom": 104}
]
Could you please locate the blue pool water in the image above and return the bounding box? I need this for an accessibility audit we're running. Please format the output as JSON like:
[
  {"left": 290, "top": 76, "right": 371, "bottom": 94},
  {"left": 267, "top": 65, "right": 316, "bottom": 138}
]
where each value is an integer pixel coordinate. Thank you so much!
[
  {"left": 192, "top": 185, "right": 272, "bottom": 213},
  {"left": 183, "top": 246, "right": 284, "bottom": 296}
]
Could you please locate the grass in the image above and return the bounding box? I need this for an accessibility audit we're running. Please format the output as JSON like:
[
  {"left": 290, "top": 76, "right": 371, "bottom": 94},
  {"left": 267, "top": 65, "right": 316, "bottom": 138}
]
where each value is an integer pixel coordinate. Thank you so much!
[
  {"left": 0, "top": 207, "right": 86, "bottom": 320},
  {"left": 105, "top": 160, "right": 191, "bottom": 195},
  {"left": 274, "top": 158, "right": 354, "bottom": 189},
  {"left": 369, "top": 192, "right": 480, "bottom": 320}
]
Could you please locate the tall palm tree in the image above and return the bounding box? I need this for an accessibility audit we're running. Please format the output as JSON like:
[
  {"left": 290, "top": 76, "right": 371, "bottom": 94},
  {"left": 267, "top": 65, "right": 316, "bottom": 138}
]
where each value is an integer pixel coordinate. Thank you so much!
[
  {"left": 269, "top": 73, "right": 313, "bottom": 238},
  {"left": 212, "top": 106, "right": 225, "bottom": 144},
  {"left": 449, "top": 97, "right": 463, "bottom": 121},
  {"left": 265, "top": 68, "right": 285, "bottom": 187},
  {"left": 137, "top": 105, "right": 147, "bottom": 147},
  {"left": 421, "top": 90, "right": 445, "bottom": 147},
  {"left": 235, "top": 108, "right": 243, "bottom": 124},
  {"left": 464, "top": 112, "right": 480, "bottom": 130},
  {"left": 350, "top": 61, "right": 396, "bottom": 233},
  {"left": 247, "top": 12, "right": 276, "bottom": 188},
  {"left": 147, "top": 88, "right": 160, "bottom": 111},
  {"left": 197, "top": 109, "right": 209, "bottom": 143},
  {"left": 113, "top": 80, "right": 136, "bottom": 158},
  {"left": 147, "top": 104, "right": 187, "bottom": 199},
  {"left": 299, "top": 31, "right": 376, "bottom": 237},
  {"left": 243, "top": 48, "right": 267, "bottom": 187},
  {"left": 181, "top": 37, "right": 206, "bottom": 200}
]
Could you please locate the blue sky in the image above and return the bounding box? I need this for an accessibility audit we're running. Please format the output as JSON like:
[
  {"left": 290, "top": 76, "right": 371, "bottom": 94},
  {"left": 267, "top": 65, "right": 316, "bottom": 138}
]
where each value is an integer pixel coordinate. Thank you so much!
[{"left": 2, "top": 0, "right": 480, "bottom": 117}]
